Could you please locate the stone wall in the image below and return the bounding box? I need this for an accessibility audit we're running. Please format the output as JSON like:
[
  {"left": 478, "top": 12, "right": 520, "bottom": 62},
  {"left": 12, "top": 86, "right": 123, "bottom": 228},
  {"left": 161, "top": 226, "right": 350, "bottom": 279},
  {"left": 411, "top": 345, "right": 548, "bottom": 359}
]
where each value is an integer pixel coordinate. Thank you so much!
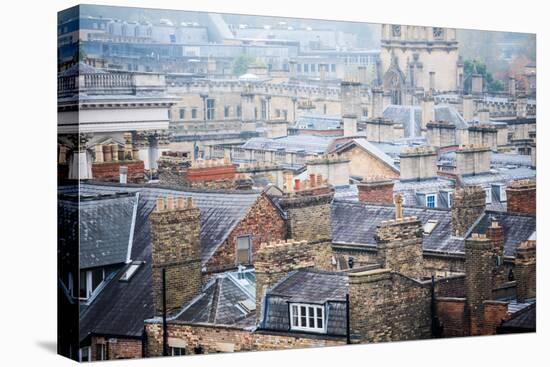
[
  {"left": 455, "top": 145, "right": 491, "bottom": 176},
  {"left": 451, "top": 185, "right": 486, "bottom": 237},
  {"left": 150, "top": 197, "right": 202, "bottom": 315},
  {"left": 374, "top": 216, "right": 424, "bottom": 279},
  {"left": 426, "top": 121, "right": 456, "bottom": 148},
  {"left": 399, "top": 146, "right": 438, "bottom": 181},
  {"left": 144, "top": 322, "right": 346, "bottom": 357},
  {"left": 92, "top": 160, "right": 145, "bottom": 183},
  {"left": 348, "top": 269, "right": 432, "bottom": 343},
  {"left": 506, "top": 179, "right": 536, "bottom": 215},
  {"left": 204, "top": 194, "right": 286, "bottom": 273}
]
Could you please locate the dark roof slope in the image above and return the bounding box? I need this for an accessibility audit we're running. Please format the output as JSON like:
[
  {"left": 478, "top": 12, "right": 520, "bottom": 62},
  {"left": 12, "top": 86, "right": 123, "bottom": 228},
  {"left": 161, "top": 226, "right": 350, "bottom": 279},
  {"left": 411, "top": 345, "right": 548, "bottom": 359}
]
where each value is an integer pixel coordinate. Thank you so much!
[
  {"left": 74, "top": 194, "right": 138, "bottom": 269},
  {"left": 61, "top": 182, "right": 262, "bottom": 265},
  {"left": 500, "top": 303, "right": 536, "bottom": 331}
]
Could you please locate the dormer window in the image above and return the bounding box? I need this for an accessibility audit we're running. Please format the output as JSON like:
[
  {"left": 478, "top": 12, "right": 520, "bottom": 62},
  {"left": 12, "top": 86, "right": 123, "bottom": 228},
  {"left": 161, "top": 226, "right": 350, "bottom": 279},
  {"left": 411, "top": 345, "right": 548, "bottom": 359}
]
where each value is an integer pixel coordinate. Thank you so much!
[
  {"left": 484, "top": 188, "right": 492, "bottom": 204},
  {"left": 290, "top": 303, "right": 325, "bottom": 333},
  {"left": 79, "top": 268, "right": 105, "bottom": 300}
]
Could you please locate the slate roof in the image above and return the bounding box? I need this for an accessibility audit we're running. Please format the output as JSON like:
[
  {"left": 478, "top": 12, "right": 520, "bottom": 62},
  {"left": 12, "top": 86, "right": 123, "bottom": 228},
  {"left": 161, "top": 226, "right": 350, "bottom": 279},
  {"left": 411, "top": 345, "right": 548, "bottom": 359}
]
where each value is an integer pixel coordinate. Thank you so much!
[
  {"left": 78, "top": 196, "right": 154, "bottom": 341},
  {"left": 241, "top": 135, "right": 332, "bottom": 154},
  {"left": 293, "top": 113, "right": 342, "bottom": 130},
  {"left": 394, "top": 178, "right": 456, "bottom": 208},
  {"left": 173, "top": 270, "right": 256, "bottom": 328},
  {"left": 500, "top": 302, "right": 536, "bottom": 331},
  {"left": 62, "top": 182, "right": 263, "bottom": 265},
  {"left": 439, "top": 151, "right": 533, "bottom": 168},
  {"left": 62, "top": 193, "right": 138, "bottom": 269},
  {"left": 470, "top": 211, "right": 536, "bottom": 257},
  {"left": 331, "top": 200, "right": 535, "bottom": 257},
  {"left": 262, "top": 269, "right": 348, "bottom": 336},
  {"left": 331, "top": 138, "right": 400, "bottom": 173},
  {"left": 383, "top": 104, "right": 468, "bottom": 138}
]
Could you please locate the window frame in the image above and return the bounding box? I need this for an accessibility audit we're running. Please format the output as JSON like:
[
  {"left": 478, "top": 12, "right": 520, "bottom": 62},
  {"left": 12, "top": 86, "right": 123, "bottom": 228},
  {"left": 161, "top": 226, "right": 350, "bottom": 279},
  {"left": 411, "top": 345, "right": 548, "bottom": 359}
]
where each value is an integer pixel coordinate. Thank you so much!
[
  {"left": 289, "top": 303, "right": 326, "bottom": 333},
  {"left": 79, "top": 346, "right": 91, "bottom": 362},
  {"left": 235, "top": 235, "right": 252, "bottom": 265},
  {"left": 169, "top": 346, "right": 186, "bottom": 356},
  {"left": 206, "top": 98, "right": 216, "bottom": 120},
  {"left": 179, "top": 108, "right": 186, "bottom": 120},
  {"left": 484, "top": 187, "right": 492, "bottom": 204},
  {"left": 425, "top": 194, "right": 437, "bottom": 208}
]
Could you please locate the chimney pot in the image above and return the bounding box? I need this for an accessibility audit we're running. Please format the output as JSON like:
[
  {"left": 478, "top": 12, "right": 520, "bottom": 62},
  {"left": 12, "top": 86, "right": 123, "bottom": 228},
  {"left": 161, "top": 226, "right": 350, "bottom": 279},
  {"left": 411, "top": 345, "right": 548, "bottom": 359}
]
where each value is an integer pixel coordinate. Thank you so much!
[{"left": 155, "top": 198, "right": 165, "bottom": 212}]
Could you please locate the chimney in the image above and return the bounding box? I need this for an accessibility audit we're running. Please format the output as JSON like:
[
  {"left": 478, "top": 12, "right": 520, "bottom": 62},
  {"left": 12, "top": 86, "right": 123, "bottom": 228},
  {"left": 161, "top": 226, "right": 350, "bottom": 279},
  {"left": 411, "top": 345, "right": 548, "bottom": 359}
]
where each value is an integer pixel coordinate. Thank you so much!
[
  {"left": 279, "top": 180, "right": 334, "bottom": 243},
  {"left": 341, "top": 80, "right": 361, "bottom": 137},
  {"left": 421, "top": 95, "right": 435, "bottom": 130},
  {"left": 374, "top": 214, "right": 424, "bottom": 279},
  {"left": 366, "top": 117, "right": 394, "bottom": 142},
  {"left": 486, "top": 217, "right": 504, "bottom": 258},
  {"left": 399, "top": 146, "right": 438, "bottom": 181},
  {"left": 58, "top": 145, "right": 68, "bottom": 165},
  {"left": 462, "top": 95, "right": 474, "bottom": 121},
  {"left": 477, "top": 108, "right": 490, "bottom": 122},
  {"left": 506, "top": 179, "right": 536, "bottom": 215},
  {"left": 464, "top": 233, "right": 493, "bottom": 335},
  {"left": 283, "top": 171, "right": 294, "bottom": 193},
  {"left": 471, "top": 73, "right": 483, "bottom": 95},
  {"left": 123, "top": 132, "right": 134, "bottom": 160},
  {"left": 241, "top": 85, "right": 256, "bottom": 122},
  {"left": 371, "top": 87, "right": 384, "bottom": 118},
  {"left": 119, "top": 166, "right": 128, "bottom": 184},
  {"left": 306, "top": 154, "right": 351, "bottom": 187},
  {"left": 515, "top": 240, "right": 536, "bottom": 303},
  {"left": 508, "top": 76, "right": 516, "bottom": 97},
  {"left": 455, "top": 144, "right": 491, "bottom": 176},
  {"left": 255, "top": 239, "right": 314, "bottom": 320},
  {"left": 150, "top": 196, "right": 201, "bottom": 315},
  {"left": 357, "top": 179, "right": 394, "bottom": 204},
  {"left": 102, "top": 144, "right": 112, "bottom": 162},
  {"left": 516, "top": 94, "right": 527, "bottom": 118},
  {"left": 111, "top": 144, "right": 119, "bottom": 162},
  {"left": 426, "top": 121, "right": 456, "bottom": 148},
  {"left": 94, "top": 145, "right": 104, "bottom": 163},
  {"left": 451, "top": 186, "right": 486, "bottom": 237}
]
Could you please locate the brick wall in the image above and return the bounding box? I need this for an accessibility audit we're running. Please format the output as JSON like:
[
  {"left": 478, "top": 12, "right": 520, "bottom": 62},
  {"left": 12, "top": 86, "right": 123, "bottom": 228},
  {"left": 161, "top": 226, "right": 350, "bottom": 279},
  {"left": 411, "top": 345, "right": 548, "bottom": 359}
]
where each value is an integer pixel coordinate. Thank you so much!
[
  {"left": 150, "top": 197, "right": 202, "bottom": 315},
  {"left": 452, "top": 186, "right": 486, "bottom": 237},
  {"left": 158, "top": 156, "right": 237, "bottom": 190},
  {"left": 204, "top": 194, "right": 286, "bottom": 273},
  {"left": 90, "top": 336, "right": 142, "bottom": 360},
  {"left": 349, "top": 269, "right": 432, "bottom": 343},
  {"left": 357, "top": 180, "right": 394, "bottom": 204},
  {"left": 515, "top": 240, "right": 536, "bottom": 302},
  {"left": 482, "top": 301, "right": 509, "bottom": 335},
  {"left": 92, "top": 160, "right": 145, "bottom": 183},
  {"left": 279, "top": 186, "right": 334, "bottom": 243},
  {"left": 374, "top": 216, "right": 424, "bottom": 279},
  {"left": 464, "top": 233, "right": 493, "bottom": 335},
  {"left": 144, "top": 322, "right": 346, "bottom": 357},
  {"left": 435, "top": 298, "right": 467, "bottom": 337},
  {"left": 506, "top": 179, "right": 536, "bottom": 215}
]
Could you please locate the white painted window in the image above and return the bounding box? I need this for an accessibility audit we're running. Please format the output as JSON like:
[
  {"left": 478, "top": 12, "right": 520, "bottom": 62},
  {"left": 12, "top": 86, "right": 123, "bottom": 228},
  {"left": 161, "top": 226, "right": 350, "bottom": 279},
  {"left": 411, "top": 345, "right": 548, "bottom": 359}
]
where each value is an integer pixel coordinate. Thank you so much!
[
  {"left": 79, "top": 268, "right": 105, "bottom": 299},
  {"left": 426, "top": 194, "right": 437, "bottom": 208},
  {"left": 236, "top": 236, "right": 251, "bottom": 265},
  {"left": 499, "top": 185, "right": 507, "bottom": 202},
  {"left": 169, "top": 347, "right": 186, "bottom": 356},
  {"left": 79, "top": 346, "right": 91, "bottom": 362},
  {"left": 290, "top": 303, "right": 325, "bottom": 333}
]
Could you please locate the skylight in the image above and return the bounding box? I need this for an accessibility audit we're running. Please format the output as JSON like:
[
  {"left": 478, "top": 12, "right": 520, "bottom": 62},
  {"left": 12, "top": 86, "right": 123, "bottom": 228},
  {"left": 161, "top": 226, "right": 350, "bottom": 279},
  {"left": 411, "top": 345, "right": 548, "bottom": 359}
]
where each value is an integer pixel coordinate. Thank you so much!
[
  {"left": 423, "top": 219, "right": 439, "bottom": 235},
  {"left": 119, "top": 263, "right": 141, "bottom": 282}
]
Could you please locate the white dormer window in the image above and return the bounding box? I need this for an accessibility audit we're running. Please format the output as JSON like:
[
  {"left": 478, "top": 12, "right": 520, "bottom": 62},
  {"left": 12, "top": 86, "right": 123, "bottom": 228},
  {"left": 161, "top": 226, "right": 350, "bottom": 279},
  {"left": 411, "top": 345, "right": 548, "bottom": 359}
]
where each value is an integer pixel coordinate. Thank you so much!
[
  {"left": 290, "top": 303, "right": 326, "bottom": 333},
  {"left": 498, "top": 185, "right": 507, "bottom": 202},
  {"left": 426, "top": 194, "right": 437, "bottom": 208},
  {"left": 484, "top": 188, "right": 492, "bottom": 204},
  {"left": 79, "top": 268, "right": 105, "bottom": 300}
]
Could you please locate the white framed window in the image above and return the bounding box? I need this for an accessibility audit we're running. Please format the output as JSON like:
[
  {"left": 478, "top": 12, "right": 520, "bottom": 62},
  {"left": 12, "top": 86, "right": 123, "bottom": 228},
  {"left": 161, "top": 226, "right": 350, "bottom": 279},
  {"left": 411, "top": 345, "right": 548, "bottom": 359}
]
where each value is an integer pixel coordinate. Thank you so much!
[
  {"left": 206, "top": 99, "right": 215, "bottom": 120},
  {"left": 96, "top": 343, "right": 106, "bottom": 361},
  {"left": 236, "top": 236, "right": 251, "bottom": 265},
  {"left": 79, "top": 346, "right": 91, "bottom": 362},
  {"left": 447, "top": 192, "right": 453, "bottom": 208},
  {"left": 426, "top": 194, "right": 437, "bottom": 208},
  {"left": 79, "top": 268, "right": 105, "bottom": 299},
  {"left": 484, "top": 188, "right": 492, "bottom": 204},
  {"left": 169, "top": 347, "right": 186, "bottom": 356},
  {"left": 290, "top": 303, "right": 326, "bottom": 333}
]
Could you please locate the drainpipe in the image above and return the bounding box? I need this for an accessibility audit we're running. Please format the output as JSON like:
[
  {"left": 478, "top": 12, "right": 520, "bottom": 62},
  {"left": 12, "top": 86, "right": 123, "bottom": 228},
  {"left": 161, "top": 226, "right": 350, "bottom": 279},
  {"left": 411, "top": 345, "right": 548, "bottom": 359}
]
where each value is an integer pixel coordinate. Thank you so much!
[
  {"left": 162, "top": 268, "right": 168, "bottom": 356},
  {"left": 346, "top": 293, "right": 351, "bottom": 344}
]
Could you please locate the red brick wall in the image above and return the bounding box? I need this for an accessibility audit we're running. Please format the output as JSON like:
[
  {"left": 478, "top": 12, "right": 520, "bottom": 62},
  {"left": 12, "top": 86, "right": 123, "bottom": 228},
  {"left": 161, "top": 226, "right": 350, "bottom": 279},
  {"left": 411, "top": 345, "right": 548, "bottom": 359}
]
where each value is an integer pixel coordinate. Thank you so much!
[
  {"left": 204, "top": 194, "right": 286, "bottom": 273},
  {"left": 186, "top": 165, "right": 236, "bottom": 183},
  {"left": 357, "top": 181, "right": 394, "bottom": 204},
  {"left": 92, "top": 160, "right": 145, "bottom": 183},
  {"left": 436, "top": 298, "right": 467, "bottom": 337},
  {"left": 482, "top": 301, "right": 509, "bottom": 335},
  {"left": 506, "top": 180, "right": 536, "bottom": 215}
]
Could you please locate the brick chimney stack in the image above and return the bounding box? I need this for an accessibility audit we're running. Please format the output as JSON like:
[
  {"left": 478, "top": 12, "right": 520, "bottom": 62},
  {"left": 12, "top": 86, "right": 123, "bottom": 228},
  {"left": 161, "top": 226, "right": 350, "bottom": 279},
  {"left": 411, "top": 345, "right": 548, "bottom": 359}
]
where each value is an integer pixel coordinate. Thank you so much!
[
  {"left": 506, "top": 179, "right": 536, "bottom": 215},
  {"left": 515, "top": 240, "right": 536, "bottom": 303},
  {"left": 451, "top": 186, "right": 486, "bottom": 237},
  {"left": 255, "top": 239, "right": 314, "bottom": 320},
  {"left": 464, "top": 233, "right": 493, "bottom": 335},
  {"left": 150, "top": 196, "right": 201, "bottom": 315},
  {"left": 357, "top": 179, "right": 394, "bottom": 204},
  {"left": 374, "top": 215, "right": 424, "bottom": 279},
  {"left": 279, "top": 178, "right": 334, "bottom": 244},
  {"left": 486, "top": 217, "right": 504, "bottom": 258}
]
